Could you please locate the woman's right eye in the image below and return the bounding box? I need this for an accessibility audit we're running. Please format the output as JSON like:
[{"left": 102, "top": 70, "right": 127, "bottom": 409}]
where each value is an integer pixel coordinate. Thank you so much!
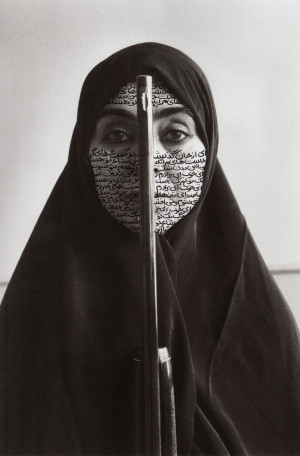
[{"left": 104, "top": 129, "right": 133, "bottom": 143}]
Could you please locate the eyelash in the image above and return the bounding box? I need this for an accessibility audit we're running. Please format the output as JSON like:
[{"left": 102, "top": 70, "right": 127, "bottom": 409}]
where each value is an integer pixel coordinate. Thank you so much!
[
  {"left": 103, "top": 129, "right": 133, "bottom": 143},
  {"left": 161, "top": 129, "right": 190, "bottom": 145},
  {"left": 102, "top": 128, "right": 191, "bottom": 145}
]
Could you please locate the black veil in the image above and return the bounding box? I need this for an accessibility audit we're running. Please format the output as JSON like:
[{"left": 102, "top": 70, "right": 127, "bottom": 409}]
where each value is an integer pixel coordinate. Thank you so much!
[{"left": 1, "top": 43, "right": 299, "bottom": 455}]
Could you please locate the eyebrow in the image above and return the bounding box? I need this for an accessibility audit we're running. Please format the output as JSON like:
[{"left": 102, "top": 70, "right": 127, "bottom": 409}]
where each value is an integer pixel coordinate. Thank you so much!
[{"left": 100, "top": 105, "right": 194, "bottom": 121}]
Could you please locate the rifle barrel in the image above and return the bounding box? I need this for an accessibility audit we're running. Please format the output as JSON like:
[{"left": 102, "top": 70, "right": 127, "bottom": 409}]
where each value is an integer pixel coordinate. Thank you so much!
[{"left": 137, "top": 75, "right": 161, "bottom": 456}]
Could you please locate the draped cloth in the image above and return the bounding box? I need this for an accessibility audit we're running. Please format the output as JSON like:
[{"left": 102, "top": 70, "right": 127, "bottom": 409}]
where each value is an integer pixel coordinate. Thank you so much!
[{"left": 1, "top": 43, "right": 299, "bottom": 455}]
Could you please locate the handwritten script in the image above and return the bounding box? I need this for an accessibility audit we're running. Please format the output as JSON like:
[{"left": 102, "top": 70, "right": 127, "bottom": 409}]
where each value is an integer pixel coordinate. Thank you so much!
[
  {"left": 89, "top": 79, "right": 206, "bottom": 233},
  {"left": 89, "top": 146, "right": 206, "bottom": 233},
  {"left": 109, "top": 81, "right": 181, "bottom": 107}
]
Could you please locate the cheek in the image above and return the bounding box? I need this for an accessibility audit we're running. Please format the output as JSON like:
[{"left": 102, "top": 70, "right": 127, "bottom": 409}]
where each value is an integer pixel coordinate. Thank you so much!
[
  {"left": 161, "top": 148, "right": 206, "bottom": 195},
  {"left": 91, "top": 145, "right": 137, "bottom": 170},
  {"left": 89, "top": 145, "right": 141, "bottom": 196}
]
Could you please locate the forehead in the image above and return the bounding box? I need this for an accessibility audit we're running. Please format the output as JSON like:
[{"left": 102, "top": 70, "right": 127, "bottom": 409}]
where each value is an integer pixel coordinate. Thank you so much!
[
  {"left": 109, "top": 80, "right": 181, "bottom": 107},
  {"left": 102, "top": 80, "right": 196, "bottom": 121}
]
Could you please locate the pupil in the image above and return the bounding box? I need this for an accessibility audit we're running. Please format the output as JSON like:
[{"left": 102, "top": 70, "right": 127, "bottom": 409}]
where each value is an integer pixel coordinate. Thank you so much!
[{"left": 113, "top": 131, "right": 123, "bottom": 140}]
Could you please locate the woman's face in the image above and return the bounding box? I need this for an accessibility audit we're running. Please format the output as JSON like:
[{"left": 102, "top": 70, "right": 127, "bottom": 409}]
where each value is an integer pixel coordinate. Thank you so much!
[{"left": 89, "top": 81, "right": 206, "bottom": 233}]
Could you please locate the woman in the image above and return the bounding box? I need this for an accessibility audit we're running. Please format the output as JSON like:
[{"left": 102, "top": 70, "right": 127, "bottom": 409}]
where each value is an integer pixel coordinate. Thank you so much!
[{"left": 1, "top": 43, "right": 299, "bottom": 455}]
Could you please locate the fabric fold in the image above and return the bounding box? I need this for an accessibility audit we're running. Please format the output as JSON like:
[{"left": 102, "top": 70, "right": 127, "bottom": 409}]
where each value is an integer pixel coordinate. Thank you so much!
[{"left": 1, "top": 42, "right": 299, "bottom": 455}]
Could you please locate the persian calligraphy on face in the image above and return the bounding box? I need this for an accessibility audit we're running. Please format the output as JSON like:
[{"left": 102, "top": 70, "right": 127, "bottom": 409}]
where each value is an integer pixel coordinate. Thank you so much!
[{"left": 89, "top": 80, "right": 206, "bottom": 234}]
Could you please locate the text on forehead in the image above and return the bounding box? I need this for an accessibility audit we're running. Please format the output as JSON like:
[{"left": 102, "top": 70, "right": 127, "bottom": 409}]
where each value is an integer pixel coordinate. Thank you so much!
[{"left": 109, "top": 81, "right": 181, "bottom": 107}]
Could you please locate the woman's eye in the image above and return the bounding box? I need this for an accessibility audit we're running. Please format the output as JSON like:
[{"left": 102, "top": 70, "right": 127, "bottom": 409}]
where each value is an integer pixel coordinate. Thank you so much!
[
  {"left": 105, "top": 129, "right": 132, "bottom": 142},
  {"left": 162, "top": 129, "right": 189, "bottom": 143}
]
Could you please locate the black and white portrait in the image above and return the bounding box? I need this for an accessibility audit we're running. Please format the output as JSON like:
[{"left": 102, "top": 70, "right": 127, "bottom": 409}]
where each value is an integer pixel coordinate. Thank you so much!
[{"left": 1, "top": 1, "right": 299, "bottom": 455}]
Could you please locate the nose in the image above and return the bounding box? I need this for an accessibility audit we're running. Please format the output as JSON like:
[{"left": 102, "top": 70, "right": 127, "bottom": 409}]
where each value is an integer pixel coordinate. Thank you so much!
[
  {"left": 153, "top": 139, "right": 167, "bottom": 173},
  {"left": 154, "top": 150, "right": 164, "bottom": 172}
]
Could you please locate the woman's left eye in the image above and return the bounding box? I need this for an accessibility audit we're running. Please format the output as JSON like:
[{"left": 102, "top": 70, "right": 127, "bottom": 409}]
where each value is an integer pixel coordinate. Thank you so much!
[{"left": 162, "top": 129, "right": 189, "bottom": 143}]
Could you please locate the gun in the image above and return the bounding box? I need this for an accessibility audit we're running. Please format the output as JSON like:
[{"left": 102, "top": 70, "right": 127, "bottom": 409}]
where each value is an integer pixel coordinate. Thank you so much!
[{"left": 135, "top": 75, "right": 177, "bottom": 456}]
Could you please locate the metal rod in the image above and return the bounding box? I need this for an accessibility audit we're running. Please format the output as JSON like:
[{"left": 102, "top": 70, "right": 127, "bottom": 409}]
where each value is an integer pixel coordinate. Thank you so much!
[
  {"left": 137, "top": 75, "right": 161, "bottom": 456},
  {"left": 159, "top": 348, "right": 177, "bottom": 456}
]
